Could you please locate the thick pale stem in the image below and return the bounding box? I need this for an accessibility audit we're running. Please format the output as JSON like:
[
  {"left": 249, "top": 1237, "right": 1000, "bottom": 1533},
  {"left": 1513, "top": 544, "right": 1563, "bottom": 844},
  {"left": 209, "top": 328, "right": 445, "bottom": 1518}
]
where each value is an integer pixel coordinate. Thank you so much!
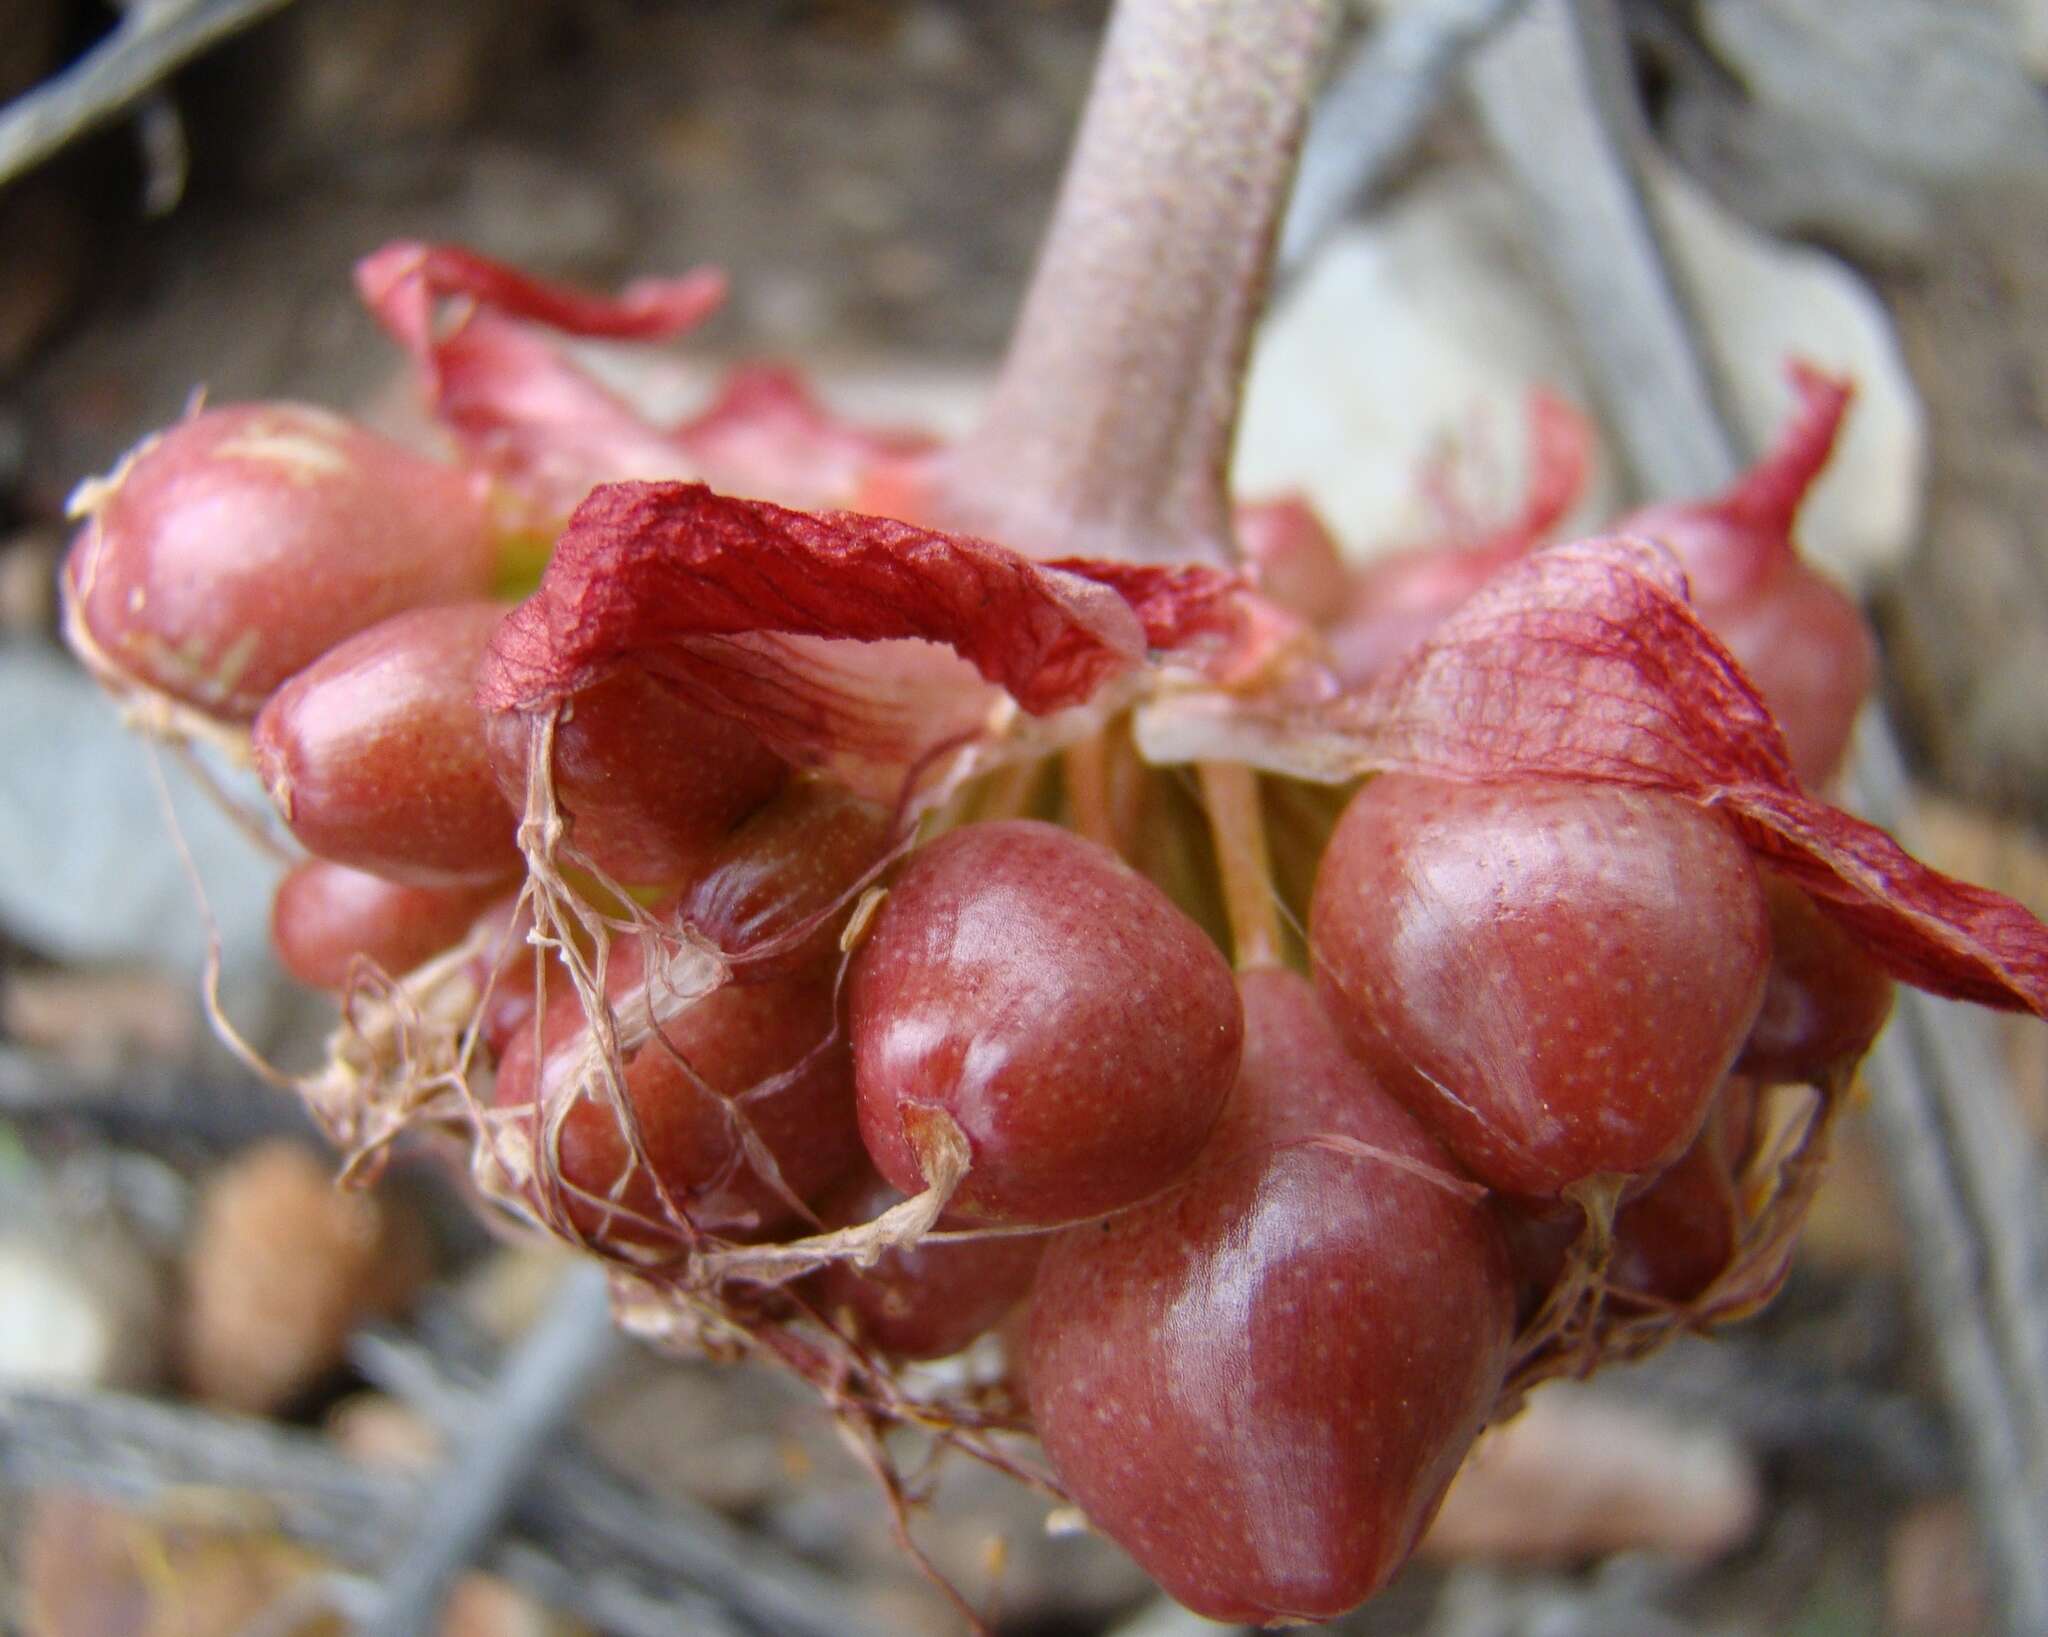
[
  {"left": 1198, "top": 760, "right": 1284, "bottom": 972},
  {"left": 941, "top": 0, "right": 1338, "bottom": 566}
]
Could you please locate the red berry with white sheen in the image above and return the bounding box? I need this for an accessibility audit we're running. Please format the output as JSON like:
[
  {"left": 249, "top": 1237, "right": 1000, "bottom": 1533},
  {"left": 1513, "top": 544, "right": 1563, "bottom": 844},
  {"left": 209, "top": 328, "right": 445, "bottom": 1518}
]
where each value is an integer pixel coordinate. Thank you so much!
[
  {"left": 677, "top": 778, "right": 893, "bottom": 978},
  {"left": 254, "top": 602, "right": 520, "bottom": 887},
  {"left": 1028, "top": 968, "right": 1513, "bottom": 1623},
  {"left": 1608, "top": 1075, "right": 1758, "bottom": 1306},
  {"left": 487, "top": 663, "right": 787, "bottom": 887},
  {"left": 66, "top": 403, "right": 493, "bottom": 719},
  {"left": 495, "top": 944, "right": 860, "bottom": 1246},
  {"left": 270, "top": 860, "right": 500, "bottom": 990},
  {"left": 1739, "top": 872, "right": 1894, "bottom": 1084},
  {"left": 1311, "top": 773, "right": 1770, "bottom": 1197},
  {"left": 848, "top": 820, "right": 1240, "bottom": 1224},
  {"left": 810, "top": 1170, "right": 1044, "bottom": 1361}
]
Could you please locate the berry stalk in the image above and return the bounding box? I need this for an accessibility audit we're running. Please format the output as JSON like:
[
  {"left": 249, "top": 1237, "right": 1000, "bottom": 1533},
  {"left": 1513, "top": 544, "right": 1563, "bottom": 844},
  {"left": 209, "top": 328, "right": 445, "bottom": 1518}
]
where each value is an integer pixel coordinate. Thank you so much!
[{"left": 939, "top": 0, "right": 1338, "bottom": 567}]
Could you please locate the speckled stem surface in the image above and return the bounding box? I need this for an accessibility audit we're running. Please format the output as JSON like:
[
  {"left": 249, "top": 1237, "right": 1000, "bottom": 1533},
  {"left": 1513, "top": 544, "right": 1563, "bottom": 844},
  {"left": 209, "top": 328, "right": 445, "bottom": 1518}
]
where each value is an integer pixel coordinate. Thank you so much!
[{"left": 943, "top": 0, "right": 1338, "bottom": 566}]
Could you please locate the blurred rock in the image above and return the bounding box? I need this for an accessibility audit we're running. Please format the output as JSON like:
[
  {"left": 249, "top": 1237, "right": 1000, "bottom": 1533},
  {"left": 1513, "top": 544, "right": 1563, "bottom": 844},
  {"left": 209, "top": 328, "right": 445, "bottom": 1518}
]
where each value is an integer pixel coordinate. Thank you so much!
[
  {"left": 0, "top": 183, "right": 91, "bottom": 375},
  {"left": 2, "top": 962, "right": 195, "bottom": 1074},
  {"left": 1237, "top": 177, "right": 1616, "bottom": 560},
  {"left": 580, "top": 1348, "right": 806, "bottom": 1516},
  {"left": 179, "top": 1139, "right": 430, "bottom": 1413},
  {"left": 0, "top": 0, "right": 61, "bottom": 101},
  {"left": 1796, "top": 1109, "right": 1908, "bottom": 1271},
  {"left": 1668, "top": 0, "right": 2048, "bottom": 261},
  {"left": 2012, "top": 0, "right": 2048, "bottom": 78},
  {"left": 0, "top": 1212, "right": 166, "bottom": 1389},
  {"left": 441, "top": 1574, "right": 588, "bottom": 1637},
  {"left": 18, "top": 1491, "right": 582, "bottom": 1637},
  {"left": 211, "top": 0, "right": 558, "bottom": 190},
  {"left": 19, "top": 1491, "right": 338, "bottom": 1637},
  {"left": 1908, "top": 793, "right": 2048, "bottom": 1132},
  {"left": 1878, "top": 187, "right": 2048, "bottom": 829},
  {"left": 326, "top": 1389, "right": 443, "bottom": 1469},
  {"left": 583, "top": 1345, "right": 1151, "bottom": 1633},
  {"left": 1888, "top": 1497, "right": 1990, "bottom": 1637},
  {"left": 1432, "top": 1555, "right": 1700, "bottom": 1637},
  {"left": 1235, "top": 164, "right": 1924, "bottom": 592},
  {"left": 452, "top": 1242, "right": 579, "bottom": 1347},
  {"left": 1108, "top": 1597, "right": 1249, "bottom": 1637},
  {"left": 0, "top": 527, "right": 60, "bottom": 634},
  {"left": 1420, "top": 1382, "right": 1762, "bottom": 1564},
  {"left": 0, "top": 646, "right": 285, "bottom": 989}
]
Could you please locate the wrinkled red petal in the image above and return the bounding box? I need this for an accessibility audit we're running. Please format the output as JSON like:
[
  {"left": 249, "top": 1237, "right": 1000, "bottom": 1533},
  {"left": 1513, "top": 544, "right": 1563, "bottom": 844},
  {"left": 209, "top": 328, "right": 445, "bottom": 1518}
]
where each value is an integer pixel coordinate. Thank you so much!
[
  {"left": 1717, "top": 362, "right": 1852, "bottom": 535},
  {"left": 675, "top": 365, "right": 939, "bottom": 511},
  {"left": 480, "top": 481, "right": 1253, "bottom": 772},
  {"left": 1150, "top": 535, "right": 2048, "bottom": 1019},
  {"left": 357, "top": 241, "right": 725, "bottom": 516},
  {"left": 357, "top": 242, "right": 730, "bottom": 348},
  {"left": 1328, "top": 391, "right": 1593, "bottom": 687},
  {"left": 356, "top": 242, "right": 931, "bottom": 519},
  {"left": 1339, "top": 536, "right": 2048, "bottom": 1016}
]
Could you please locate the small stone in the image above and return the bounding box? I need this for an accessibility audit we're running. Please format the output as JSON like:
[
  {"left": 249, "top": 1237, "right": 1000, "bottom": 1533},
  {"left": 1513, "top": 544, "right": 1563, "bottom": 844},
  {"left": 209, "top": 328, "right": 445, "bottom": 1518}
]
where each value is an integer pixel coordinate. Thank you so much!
[
  {"left": 178, "top": 1139, "right": 430, "bottom": 1414},
  {"left": 0, "top": 647, "right": 286, "bottom": 987},
  {"left": 1888, "top": 1498, "right": 1990, "bottom": 1636},
  {"left": 19, "top": 1491, "right": 331, "bottom": 1637},
  {"left": 441, "top": 1574, "right": 589, "bottom": 1637},
  {"left": 1797, "top": 1109, "right": 1908, "bottom": 1270},
  {"left": 0, "top": 1217, "right": 166, "bottom": 1390},
  {"left": 1420, "top": 1382, "right": 1762, "bottom": 1564},
  {"left": 0, "top": 528, "right": 60, "bottom": 634},
  {"left": 452, "top": 1243, "right": 579, "bottom": 1346},
  {"left": 1, "top": 963, "right": 195, "bottom": 1074},
  {"left": 326, "top": 1390, "right": 443, "bottom": 1469},
  {"left": 19, "top": 1491, "right": 584, "bottom": 1637}
]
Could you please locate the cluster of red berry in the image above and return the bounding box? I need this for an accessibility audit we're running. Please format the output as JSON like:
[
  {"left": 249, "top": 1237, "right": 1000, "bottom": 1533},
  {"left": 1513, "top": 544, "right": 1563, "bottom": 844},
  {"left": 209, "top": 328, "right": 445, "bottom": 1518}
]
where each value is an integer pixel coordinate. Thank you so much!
[{"left": 60, "top": 244, "right": 2048, "bottom": 1626}]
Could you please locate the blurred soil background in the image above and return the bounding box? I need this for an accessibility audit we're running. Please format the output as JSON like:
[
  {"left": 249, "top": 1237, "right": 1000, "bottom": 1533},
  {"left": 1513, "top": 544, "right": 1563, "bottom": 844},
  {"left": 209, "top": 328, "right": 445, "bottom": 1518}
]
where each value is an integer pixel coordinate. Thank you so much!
[{"left": 2, "top": 2, "right": 2047, "bottom": 1634}]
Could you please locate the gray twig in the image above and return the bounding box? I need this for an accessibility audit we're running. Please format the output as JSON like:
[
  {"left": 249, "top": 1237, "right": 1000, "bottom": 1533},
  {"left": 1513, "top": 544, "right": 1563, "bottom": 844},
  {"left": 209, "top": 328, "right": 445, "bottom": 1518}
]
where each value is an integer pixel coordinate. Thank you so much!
[
  {"left": 352, "top": 1263, "right": 623, "bottom": 1637},
  {"left": 351, "top": 1313, "right": 888, "bottom": 1637},
  {"left": 1465, "top": 0, "right": 1742, "bottom": 497},
  {"left": 1853, "top": 725, "right": 2048, "bottom": 1635},
  {"left": 0, "top": 1386, "right": 400, "bottom": 1554},
  {"left": 1602, "top": 1333, "right": 1952, "bottom": 1495},
  {"left": 0, "top": 1042, "right": 311, "bottom": 1146},
  {"left": 0, "top": 0, "right": 296, "bottom": 192},
  {"left": 1279, "top": 0, "right": 1531, "bottom": 273},
  {"left": 1462, "top": 4, "right": 2048, "bottom": 1630},
  {"left": 0, "top": 1385, "right": 716, "bottom": 1637}
]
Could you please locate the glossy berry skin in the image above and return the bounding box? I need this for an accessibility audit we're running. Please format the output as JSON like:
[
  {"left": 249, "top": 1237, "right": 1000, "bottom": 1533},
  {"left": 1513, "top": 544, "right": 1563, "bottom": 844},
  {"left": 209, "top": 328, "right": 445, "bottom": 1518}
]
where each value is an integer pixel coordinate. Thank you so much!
[
  {"left": 254, "top": 602, "right": 520, "bottom": 887},
  {"left": 269, "top": 861, "right": 500, "bottom": 991},
  {"left": 1027, "top": 969, "right": 1513, "bottom": 1624},
  {"left": 1739, "top": 872, "right": 1894, "bottom": 1084},
  {"left": 495, "top": 944, "right": 861, "bottom": 1246},
  {"left": 66, "top": 404, "right": 493, "bottom": 719},
  {"left": 487, "top": 664, "right": 787, "bottom": 887},
  {"left": 1608, "top": 1076, "right": 1758, "bottom": 1307},
  {"left": 810, "top": 1170, "right": 1044, "bottom": 1360},
  {"left": 678, "top": 779, "right": 894, "bottom": 979},
  {"left": 1311, "top": 774, "right": 1770, "bottom": 1198},
  {"left": 848, "top": 820, "right": 1241, "bottom": 1224}
]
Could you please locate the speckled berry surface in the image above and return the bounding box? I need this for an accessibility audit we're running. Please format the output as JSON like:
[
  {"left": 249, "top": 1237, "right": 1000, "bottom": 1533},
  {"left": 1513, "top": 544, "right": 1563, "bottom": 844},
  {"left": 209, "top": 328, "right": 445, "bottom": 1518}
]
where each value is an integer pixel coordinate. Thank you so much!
[
  {"left": 1311, "top": 773, "right": 1770, "bottom": 1197},
  {"left": 1027, "top": 968, "right": 1513, "bottom": 1623},
  {"left": 848, "top": 819, "right": 1241, "bottom": 1223}
]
